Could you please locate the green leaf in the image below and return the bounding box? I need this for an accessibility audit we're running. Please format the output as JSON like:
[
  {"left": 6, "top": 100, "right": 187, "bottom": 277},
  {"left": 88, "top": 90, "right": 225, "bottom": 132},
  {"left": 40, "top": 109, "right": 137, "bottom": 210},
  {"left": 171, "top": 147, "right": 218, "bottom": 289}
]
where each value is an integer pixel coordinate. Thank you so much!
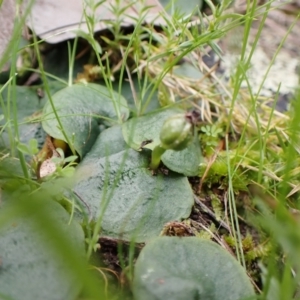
[
  {"left": 162, "top": 134, "right": 202, "bottom": 176},
  {"left": 173, "top": 61, "right": 204, "bottom": 79},
  {"left": 0, "top": 200, "right": 85, "bottom": 300},
  {"left": 82, "top": 125, "right": 128, "bottom": 159},
  {"left": 73, "top": 126, "right": 194, "bottom": 242},
  {"left": 42, "top": 83, "right": 129, "bottom": 158},
  {"left": 28, "top": 138, "right": 39, "bottom": 153},
  {"left": 0, "top": 157, "right": 24, "bottom": 180},
  {"left": 0, "top": 85, "right": 50, "bottom": 150},
  {"left": 122, "top": 108, "right": 182, "bottom": 151},
  {"left": 17, "top": 142, "right": 31, "bottom": 155},
  {"left": 111, "top": 75, "right": 160, "bottom": 114},
  {"left": 122, "top": 108, "right": 201, "bottom": 176},
  {"left": 159, "top": 0, "right": 202, "bottom": 16},
  {"left": 17, "top": 138, "right": 39, "bottom": 156},
  {"left": 132, "top": 237, "right": 255, "bottom": 300}
]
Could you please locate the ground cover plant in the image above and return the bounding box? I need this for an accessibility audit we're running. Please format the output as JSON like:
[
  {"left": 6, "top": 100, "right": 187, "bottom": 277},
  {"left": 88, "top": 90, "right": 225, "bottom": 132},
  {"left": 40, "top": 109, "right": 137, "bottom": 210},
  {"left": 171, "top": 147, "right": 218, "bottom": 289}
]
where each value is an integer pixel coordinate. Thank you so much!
[{"left": 1, "top": 0, "right": 300, "bottom": 299}]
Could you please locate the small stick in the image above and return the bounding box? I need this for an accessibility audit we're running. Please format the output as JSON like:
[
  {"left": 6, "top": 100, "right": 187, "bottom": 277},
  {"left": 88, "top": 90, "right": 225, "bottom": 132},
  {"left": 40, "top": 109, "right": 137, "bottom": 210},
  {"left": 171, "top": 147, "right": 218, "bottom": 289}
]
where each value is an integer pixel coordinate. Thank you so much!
[
  {"left": 193, "top": 194, "right": 231, "bottom": 232},
  {"left": 73, "top": 190, "right": 92, "bottom": 222}
]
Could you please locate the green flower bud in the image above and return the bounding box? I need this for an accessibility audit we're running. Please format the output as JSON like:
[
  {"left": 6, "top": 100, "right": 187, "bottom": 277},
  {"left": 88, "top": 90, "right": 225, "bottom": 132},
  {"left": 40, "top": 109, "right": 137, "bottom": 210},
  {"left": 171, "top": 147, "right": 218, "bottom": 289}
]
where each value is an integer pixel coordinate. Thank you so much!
[{"left": 160, "top": 114, "right": 193, "bottom": 151}]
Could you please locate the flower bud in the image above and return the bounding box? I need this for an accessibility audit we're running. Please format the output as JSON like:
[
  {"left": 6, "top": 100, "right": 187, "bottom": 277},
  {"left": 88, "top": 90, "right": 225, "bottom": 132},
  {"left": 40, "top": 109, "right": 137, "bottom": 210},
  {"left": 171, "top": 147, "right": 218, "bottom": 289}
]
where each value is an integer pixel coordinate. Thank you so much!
[{"left": 160, "top": 114, "right": 193, "bottom": 151}]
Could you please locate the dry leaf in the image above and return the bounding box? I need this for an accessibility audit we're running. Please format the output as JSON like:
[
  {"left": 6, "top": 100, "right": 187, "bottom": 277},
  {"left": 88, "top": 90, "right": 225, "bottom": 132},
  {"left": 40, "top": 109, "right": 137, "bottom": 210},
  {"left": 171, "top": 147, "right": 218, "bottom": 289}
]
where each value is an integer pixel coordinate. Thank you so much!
[
  {"left": 0, "top": 0, "right": 15, "bottom": 66},
  {"left": 25, "top": 0, "right": 168, "bottom": 44},
  {"left": 39, "top": 158, "right": 57, "bottom": 178}
]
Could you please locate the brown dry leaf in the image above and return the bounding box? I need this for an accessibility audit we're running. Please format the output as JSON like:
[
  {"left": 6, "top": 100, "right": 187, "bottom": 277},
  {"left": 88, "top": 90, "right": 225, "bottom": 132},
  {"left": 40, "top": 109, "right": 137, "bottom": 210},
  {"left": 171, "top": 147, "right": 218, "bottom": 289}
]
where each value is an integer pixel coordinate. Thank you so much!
[
  {"left": 25, "top": 0, "right": 169, "bottom": 44},
  {"left": 35, "top": 135, "right": 63, "bottom": 178},
  {"left": 36, "top": 135, "right": 69, "bottom": 178},
  {"left": 0, "top": 0, "right": 15, "bottom": 65},
  {"left": 39, "top": 158, "right": 57, "bottom": 178}
]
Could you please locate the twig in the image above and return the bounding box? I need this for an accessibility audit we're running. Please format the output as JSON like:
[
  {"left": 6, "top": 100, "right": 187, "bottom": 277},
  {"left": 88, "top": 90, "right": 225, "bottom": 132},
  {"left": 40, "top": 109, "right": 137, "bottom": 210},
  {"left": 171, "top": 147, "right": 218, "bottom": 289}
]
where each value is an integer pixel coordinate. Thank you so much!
[
  {"left": 193, "top": 194, "right": 231, "bottom": 232},
  {"left": 73, "top": 190, "right": 92, "bottom": 222},
  {"left": 198, "top": 139, "right": 224, "bottom": 193}
]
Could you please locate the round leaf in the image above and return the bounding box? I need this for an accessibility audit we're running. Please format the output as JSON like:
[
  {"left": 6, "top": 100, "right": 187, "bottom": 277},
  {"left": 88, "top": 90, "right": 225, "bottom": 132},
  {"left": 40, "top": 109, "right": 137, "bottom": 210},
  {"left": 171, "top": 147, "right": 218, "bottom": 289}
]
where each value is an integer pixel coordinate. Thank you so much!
[
  {"left": 162, "top": 135, "right": 201, "bottom": 176},
  {"left": 42, "top": 83, "right": 129, "bottom": 158},
  {"left": 122, "top": 108, "right": 183, "bottom": 151},
  {"left": 174, "top": 61, "right": 204, "bottom": 79},
  {"left": 0, "top": 200, "right": 85, "bottom": 300},
  {"left": 84, "top": 125, "right": 128, "bottom": 159},
  {"left": 73, "top": 126, "right": 194, "bottom": 242},
  {"left": 122, "top": 108, "right": 201, "bottom": 176},
  {"left": 133, "top": 237, "right": 255, "bottom": 300},
  {"left": 0, "top": 85, "right": 51, "bottom": 150}
]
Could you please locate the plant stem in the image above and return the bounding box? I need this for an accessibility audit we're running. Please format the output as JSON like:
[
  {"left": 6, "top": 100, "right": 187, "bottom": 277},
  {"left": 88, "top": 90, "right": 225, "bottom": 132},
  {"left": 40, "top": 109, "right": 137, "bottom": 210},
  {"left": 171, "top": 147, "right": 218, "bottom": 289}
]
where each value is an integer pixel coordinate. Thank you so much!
[{"left": 149, "top": 145, "right": 166, "bottom": 170}]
